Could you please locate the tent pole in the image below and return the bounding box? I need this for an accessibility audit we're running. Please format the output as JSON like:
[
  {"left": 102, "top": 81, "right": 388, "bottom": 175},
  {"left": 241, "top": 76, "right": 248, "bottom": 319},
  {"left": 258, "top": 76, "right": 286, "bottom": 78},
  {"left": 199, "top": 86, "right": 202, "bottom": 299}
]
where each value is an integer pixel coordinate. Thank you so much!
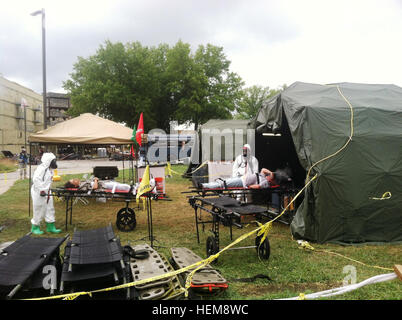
[
  {"left": 135, "top": 148, "right": 138, "bottom": 184},
  {"left": 149, "top": 195, "right": 153, "bottom": 248},
  {"left": 28, "top": 143, "right": 32, "bottom": 217},
  {"left": 145, "top": 142, "right": 149, "bottom": 165},
  {"left": 122, "top": 147, "right": 125, "bottom": 184},
  {"left": 130, "top": 144, "right": 134, "bottom": 184}
]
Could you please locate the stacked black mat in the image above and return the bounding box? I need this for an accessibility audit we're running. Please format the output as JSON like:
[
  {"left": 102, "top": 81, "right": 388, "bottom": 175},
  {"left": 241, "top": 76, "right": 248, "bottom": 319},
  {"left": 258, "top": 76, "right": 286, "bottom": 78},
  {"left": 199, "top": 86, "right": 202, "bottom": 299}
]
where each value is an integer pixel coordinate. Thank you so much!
[
  {"left": 60, "top": 224, "right": 129, "bottom": 298},
  {"left": 0, "top": 234, "right": 67, "bottom": 299}
]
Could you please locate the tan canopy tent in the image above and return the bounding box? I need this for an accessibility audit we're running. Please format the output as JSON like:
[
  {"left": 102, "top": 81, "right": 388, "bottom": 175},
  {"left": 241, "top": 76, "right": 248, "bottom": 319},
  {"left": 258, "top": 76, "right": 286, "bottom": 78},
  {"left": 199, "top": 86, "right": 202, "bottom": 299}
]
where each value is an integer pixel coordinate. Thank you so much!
[
  {"left": 29, "top": 113, "right": 133, "bottom": 144},
  {"left": 27, "top": 113, "right": 136, "bottom": 218}
]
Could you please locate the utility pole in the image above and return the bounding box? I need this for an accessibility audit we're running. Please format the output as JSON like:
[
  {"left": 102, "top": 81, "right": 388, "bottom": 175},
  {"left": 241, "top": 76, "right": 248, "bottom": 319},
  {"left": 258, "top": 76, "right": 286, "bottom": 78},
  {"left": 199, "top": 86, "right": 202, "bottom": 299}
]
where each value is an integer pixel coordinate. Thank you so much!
[{"left": 31, "top": 8, "right": 47, "bottom": 129}]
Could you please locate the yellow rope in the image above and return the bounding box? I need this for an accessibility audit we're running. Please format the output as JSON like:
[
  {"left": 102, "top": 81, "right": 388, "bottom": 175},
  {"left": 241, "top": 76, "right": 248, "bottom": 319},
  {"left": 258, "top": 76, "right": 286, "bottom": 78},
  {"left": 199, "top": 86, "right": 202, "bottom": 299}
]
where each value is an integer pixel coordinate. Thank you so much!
[
  {"left": 306, "top": 85, "right": 354, "bottom": 182},
  {"left": 297, "top": 240, "right": 394, "bottom": 271},
  {"left": 370, "top": 191, "right": 392, "bottom": 200},
  {"left": 300, "top": 84, "right": 393, "bottom": 273}
]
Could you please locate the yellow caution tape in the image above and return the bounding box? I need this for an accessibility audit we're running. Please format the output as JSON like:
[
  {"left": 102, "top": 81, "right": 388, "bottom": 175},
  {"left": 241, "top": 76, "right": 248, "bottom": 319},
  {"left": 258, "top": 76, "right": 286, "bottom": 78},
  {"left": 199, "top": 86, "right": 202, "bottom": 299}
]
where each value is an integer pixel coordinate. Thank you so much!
[
  {"left": 26, "top": 291, "right": 88, "bottom": 301},
  {"left": 166, "top": 162, "right": 173, "bottom": 177},
  {"left": 168, "top": 167, "right": 224, "bottom": 180},
  {"left": 298, "top": 293, "right": 306, "bottom": 300},
  {"left": 183, "top": 174, "right": 319, "bottom": 296},
  {"left": 168, "top": 160, "right": 227, "bottom": 179},
  {"left": 24, "top": 172, "right": 318, "bottom": 301},
  {"left": 169, "top": 168, "right": 185, "bottom": 176},
  {"left": 169, "top": 161, "right": 209, "bottom": 177},
  {"left": 256, "top": 221, "right": 273, "bottom": 247},
  {"left": 186, "top": 161, "right": 208, "bottom": 174},
  {"left": 62, "top": 292, "right": 90, "bottom": 300},
  {"left": 23, "top": 214, "right": 272, "bottom": 301}
]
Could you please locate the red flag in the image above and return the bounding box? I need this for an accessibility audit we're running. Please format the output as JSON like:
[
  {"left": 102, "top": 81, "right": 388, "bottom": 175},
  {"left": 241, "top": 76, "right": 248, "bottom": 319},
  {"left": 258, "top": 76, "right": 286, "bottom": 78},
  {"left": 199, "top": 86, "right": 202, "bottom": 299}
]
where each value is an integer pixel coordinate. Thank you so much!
[
  {"left": 130, "top": 145, "right": 136, "bottom": 158},
  {"left": 136, "top": 113, "right": 144, "bottom": 147}
]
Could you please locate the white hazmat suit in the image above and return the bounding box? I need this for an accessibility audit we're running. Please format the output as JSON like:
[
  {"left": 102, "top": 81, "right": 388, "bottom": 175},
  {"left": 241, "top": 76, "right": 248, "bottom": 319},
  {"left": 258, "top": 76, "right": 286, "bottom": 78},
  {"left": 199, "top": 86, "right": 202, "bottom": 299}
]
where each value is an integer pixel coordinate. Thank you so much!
[
  {"left": 232, "top": 144, "right": 259, "bottom": 178},
  {"left": 30, "top": 152, "right": 60, "bottom": 234}
]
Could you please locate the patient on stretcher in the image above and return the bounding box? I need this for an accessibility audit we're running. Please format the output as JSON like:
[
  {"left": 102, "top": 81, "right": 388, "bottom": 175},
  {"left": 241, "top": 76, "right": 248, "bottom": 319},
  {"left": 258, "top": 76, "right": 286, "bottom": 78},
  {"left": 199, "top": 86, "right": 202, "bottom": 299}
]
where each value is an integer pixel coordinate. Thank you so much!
[
  {"left": 64, "top": 177, "right": 133, "bottom": 194},
  {"left": 199, "top": 168, "right": 291, "bottom": 190}
]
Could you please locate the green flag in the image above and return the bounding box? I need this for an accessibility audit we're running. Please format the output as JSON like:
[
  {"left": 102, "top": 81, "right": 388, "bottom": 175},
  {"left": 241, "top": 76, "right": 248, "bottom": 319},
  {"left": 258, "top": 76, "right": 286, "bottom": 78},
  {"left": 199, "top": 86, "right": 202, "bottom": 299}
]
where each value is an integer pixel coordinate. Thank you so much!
[{"left": 131, "top": 124, "right": 137, "bottom": 145}]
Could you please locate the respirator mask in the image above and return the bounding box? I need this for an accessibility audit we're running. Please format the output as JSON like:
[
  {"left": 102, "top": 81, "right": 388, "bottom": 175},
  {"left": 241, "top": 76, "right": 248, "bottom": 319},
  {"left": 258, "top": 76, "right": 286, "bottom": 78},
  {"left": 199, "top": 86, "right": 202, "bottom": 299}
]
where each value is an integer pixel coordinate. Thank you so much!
[{"left": 49, "top": 159, "right": 58, "bottom": 169}]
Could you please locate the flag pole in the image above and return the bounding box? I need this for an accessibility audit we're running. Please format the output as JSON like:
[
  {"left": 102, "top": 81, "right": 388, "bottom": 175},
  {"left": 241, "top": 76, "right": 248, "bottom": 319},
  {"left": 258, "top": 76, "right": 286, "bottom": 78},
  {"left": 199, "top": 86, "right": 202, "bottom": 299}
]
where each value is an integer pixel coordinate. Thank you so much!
[{"left": 135, "top": 147, "right": 138, "bottom": 184}]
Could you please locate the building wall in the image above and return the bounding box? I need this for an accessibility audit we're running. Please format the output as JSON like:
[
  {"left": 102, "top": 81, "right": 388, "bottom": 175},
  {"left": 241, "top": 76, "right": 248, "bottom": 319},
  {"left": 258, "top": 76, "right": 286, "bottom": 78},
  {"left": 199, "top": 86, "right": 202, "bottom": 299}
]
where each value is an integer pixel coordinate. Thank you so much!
[{"left": 0, "top": 76, "right": 44, "bottom": 154}]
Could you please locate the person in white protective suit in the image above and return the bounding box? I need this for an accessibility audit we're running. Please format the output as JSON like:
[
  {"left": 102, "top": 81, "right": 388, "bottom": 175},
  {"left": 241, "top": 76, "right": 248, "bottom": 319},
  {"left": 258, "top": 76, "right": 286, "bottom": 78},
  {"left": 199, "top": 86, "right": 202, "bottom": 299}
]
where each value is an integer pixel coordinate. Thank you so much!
[
  {"left": 30, "top": 152, "right": 61, "bottom": 235},
  {"left": 232, "top": 144, "right": 259, "bottom": 178}
]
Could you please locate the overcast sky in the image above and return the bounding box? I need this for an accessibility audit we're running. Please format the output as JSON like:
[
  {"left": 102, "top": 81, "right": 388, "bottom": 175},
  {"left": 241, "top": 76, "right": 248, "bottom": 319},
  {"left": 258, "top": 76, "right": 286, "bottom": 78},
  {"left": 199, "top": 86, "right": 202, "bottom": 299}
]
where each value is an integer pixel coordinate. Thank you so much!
[{"left": 1, "top": 0, "right": 401, "bottom": 94}]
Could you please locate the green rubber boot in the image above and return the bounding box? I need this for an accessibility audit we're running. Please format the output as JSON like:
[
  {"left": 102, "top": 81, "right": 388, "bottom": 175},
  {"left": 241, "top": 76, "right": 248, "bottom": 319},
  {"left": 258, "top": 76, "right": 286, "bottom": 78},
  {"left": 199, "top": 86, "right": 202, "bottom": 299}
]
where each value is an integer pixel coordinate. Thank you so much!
[
  {"left": 46, "top": 222, "right": 61, "bottom": 234},
  {"left": 31, "top": 224, "right": 44, "bottom": 235}
]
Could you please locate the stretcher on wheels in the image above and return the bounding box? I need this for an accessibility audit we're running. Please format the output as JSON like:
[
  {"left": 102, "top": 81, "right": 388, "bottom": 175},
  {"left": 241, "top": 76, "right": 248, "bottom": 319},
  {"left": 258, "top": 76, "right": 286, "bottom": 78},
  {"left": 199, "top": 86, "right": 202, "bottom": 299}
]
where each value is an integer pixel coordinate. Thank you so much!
[
  {"left": 185, "top": 183, "right": 299, "bottom": 226},
  {"left": 50, "top": 187, "right": 167, "bottom": 232},
  {"left": 188, "top": 195, "right": 272, "bottom": 261},
  {"left": 186, "top": 179, "right": 299, "bottom": 260}
]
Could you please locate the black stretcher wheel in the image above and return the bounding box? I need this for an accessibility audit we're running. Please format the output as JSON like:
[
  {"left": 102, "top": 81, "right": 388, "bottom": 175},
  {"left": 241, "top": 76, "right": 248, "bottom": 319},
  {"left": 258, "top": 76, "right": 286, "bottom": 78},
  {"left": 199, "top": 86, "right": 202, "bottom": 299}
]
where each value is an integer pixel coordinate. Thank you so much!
[
  {"left": 116, "top": 207, "right": 137, "bottom": 232},
  {"left": 206, "top": 236, "right": 219, "bottom": 261},
  {"left": 255, "top": 235, "right": 270, "bottom": 260}
]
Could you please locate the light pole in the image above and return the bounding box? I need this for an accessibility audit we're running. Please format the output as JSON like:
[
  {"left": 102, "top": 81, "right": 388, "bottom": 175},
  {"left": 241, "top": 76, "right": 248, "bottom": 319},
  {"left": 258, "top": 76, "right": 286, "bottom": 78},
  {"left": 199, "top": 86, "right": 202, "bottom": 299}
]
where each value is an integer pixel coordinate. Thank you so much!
[{"left": 30, "top": 8, "right": 47, "bottom": 129}]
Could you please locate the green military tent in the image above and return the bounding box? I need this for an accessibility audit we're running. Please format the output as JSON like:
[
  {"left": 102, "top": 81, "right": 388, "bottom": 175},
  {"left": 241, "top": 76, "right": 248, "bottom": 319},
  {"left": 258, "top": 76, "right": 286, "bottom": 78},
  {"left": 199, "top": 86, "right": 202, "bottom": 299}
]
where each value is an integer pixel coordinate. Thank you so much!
[{"left": 252, "top": 81, "right": 402, "bottom": 244}]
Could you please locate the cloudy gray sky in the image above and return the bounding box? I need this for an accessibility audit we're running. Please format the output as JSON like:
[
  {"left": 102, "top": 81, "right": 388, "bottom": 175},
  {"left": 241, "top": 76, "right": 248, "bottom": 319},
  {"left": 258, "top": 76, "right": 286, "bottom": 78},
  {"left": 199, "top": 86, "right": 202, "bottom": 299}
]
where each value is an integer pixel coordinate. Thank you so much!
[{"left": 1, "top": 0, "right": 401, "bottom": 94}]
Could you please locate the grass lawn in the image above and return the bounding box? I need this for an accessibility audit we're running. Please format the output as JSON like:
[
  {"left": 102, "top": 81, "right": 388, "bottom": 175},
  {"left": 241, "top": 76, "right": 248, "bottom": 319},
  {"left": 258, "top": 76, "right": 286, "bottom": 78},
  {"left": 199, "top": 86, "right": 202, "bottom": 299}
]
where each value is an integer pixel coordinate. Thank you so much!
[{"left": 0, "top": 164, "right": 401, "bottom": 300}]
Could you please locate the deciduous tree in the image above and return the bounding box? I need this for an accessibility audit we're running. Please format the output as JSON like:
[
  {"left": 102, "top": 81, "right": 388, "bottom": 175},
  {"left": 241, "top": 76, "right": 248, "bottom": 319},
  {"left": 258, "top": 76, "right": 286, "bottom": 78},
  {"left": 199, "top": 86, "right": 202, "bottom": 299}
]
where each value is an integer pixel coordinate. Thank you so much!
[
  {"left": 235, "top": 85, "right": 286, "bottom": 120},
  {"left": 64, "top": 40, "right": 243, "bottom": 132}
]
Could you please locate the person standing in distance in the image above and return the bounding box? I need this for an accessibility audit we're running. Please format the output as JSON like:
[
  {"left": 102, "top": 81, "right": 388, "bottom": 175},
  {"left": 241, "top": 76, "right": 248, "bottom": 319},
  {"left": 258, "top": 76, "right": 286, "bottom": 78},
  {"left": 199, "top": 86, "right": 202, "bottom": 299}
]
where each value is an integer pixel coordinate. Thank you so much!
[{"left": 18, "top": 147, "right": 28, "bottom": 179}]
